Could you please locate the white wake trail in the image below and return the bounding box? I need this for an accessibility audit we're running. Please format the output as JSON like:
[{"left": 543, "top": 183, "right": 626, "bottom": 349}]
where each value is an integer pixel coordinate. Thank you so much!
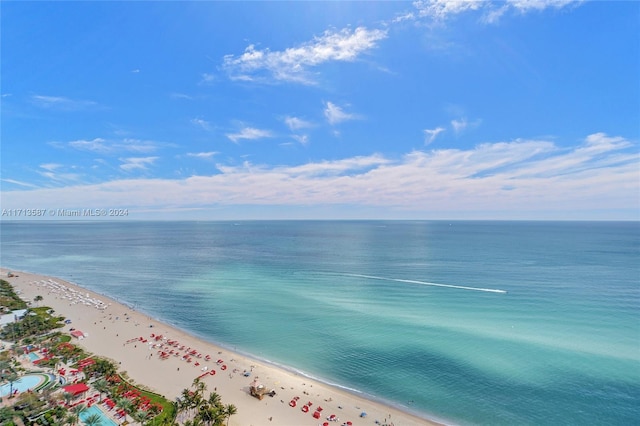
[{"left": 343, "top": 273, "right": 507, "bottom": 294}]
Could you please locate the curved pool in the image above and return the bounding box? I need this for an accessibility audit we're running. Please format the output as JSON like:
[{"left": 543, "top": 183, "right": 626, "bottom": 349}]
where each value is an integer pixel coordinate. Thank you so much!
[{"left": 0, "top": 374, "right": 46, "bottom": 397}]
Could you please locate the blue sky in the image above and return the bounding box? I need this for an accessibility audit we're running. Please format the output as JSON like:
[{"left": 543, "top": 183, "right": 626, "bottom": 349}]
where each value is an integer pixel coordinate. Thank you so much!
[{"left": 1, "top": 0, "right": 638, "bottom": 220}]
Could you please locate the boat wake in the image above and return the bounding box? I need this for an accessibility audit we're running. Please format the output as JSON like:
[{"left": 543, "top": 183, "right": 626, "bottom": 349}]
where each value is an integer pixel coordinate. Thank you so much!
[{"left": 341, "top": 273, "right": 507, "bottom": 294}]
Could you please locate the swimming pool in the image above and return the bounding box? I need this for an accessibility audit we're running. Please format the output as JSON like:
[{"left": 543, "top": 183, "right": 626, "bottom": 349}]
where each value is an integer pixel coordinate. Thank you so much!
[
  {"left": 28, "top": 352, "right": 40, "bottom": 362},
  {"left": 79, "top": 405, "right": 118, "bottom": 426},
  {"left": 0, "top": 374, "right": 46, "bottom": 397}
]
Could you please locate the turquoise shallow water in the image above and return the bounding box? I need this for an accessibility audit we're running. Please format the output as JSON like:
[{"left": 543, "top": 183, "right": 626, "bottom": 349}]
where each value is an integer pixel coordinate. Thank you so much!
[
  {"left": 1, "top": 221, "right": 639, "bottom": 425},
  {"left": 79, "top": 405, "right": 118, "bottom": 426}
]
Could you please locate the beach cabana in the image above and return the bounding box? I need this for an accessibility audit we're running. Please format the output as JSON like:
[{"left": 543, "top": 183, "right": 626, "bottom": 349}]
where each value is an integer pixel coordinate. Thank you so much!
[
  {"left": 70, "top": 330, "right": 85, "bottom": 339},
  {"left": 62, "top": 383, "right": 89, "bottom": 397}
]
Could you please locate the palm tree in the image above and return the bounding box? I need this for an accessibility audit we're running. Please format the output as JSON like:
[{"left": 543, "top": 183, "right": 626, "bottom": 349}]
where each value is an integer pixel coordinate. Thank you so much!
[
  {"left": 93, "top": 378, "right": 109, "bottom": 402},
  {"left": 223, "top": 404, "right": 237, "bottom": 426},
  {"left": 132, "top": 409, "right": 151, "bottom": 424},
  {"left": 5, "top": 372, "right": 18, "bottom": 398},
  {"left": 116, "top": 397, "right": 135, "bottom": 416},
  {"left": 0, "top": 360, "right": 13, "bottom": 387},
  {"left": 34, "top": 295, "right": 43, "bottom": 307},
  {"left": 83, "top": 412, "right": 102, "bottom": 426},
  {"left": 192, "top": 378, "right": 206, "bottom": 395},
  {"left": 90, "top": 358, "right": 117, "bottom": 379},
  {"left": 62, "top": 392, "right": 74, "bottom": 407},
  {"left": 69, "top": 404, "right": 86, "bottom": 425},
  {"left": 206, "top": 392, "right": 221, "bottom": 407}
]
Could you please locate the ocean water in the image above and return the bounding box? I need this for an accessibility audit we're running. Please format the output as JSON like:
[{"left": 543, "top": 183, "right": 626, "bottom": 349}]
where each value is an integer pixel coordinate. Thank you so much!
[{"left": 0, "top": 220, "right": 638, "bottom": 425}]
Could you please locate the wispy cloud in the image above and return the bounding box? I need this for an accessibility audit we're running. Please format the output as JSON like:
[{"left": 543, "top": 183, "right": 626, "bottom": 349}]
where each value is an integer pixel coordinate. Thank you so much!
[
  {"left": 3, "top": 133, "right": 635, "bottom": 219},
  {"left": 36, "top": 164, "right": 81, "bottom": 183},
  {"left": 226, "top": 127, "right": 274, "bottom": 143},
  {"left": 191, "top": 118, "right": 212, "bottom": 131},
  {"left": 119, "top": 157, "right": 159, "bottom": 171},
  {"left": 424, "top": 127, "right": 446, "bottom": 145},
  {"left": 291, "top": 134, "right": 309, "bottom": 146},
  {"left": 451, "top": 117, "right": 481, "bottom": 134},
  {"left": 324, "top": 102, "right": 360, "bottom": 125},
  {"left": 31, "top": 95, "right": 98, "bottom": 111},
  {"left": 222, "top": 26, "right": 388, "bottom": 84},
  {"left": 171, "top": 93, "right": 196, "bottom": 100},
  {"left": 284, "top": 116, "right": 313, "bottom": 131},
  {"left": 52, "top": 137, "right": 164, "bottom": 154},
  {"left": 414, "top": 0, "right": 484, "bottom": 21},
  {"left": 39, "top": 163, "right": 63, "bottom": 172},
  {"left": 1, "top": 179, "right": 39, "bottom": 189},
  {"left": 200, "top": 73, "right": 217, "bottom": 85},
  {"left": 407, "top": 0, "right": 584, "bottom": 24},
  {"left": 186, "top": 151, "right": 218, "bottom": 159}
]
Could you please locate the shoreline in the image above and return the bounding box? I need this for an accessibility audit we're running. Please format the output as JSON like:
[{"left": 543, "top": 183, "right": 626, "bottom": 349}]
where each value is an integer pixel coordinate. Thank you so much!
[{"left": 1, "top": 267, "right": 444, "bottom": 426}]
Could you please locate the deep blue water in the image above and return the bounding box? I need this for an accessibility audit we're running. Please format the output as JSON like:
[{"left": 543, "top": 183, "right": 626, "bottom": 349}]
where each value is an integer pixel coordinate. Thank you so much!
[{"left": 1, "top": 221, "right": 638, "bottom": 425}]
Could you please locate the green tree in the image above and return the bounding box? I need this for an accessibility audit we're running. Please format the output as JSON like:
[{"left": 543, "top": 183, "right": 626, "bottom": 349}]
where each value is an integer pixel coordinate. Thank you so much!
[
  {"left": 93, "top": 378, "right": 109, "bottom": 402},
  {"left": 69, "top": 404, "right": 86, "bottom": 425},
  {"left": 62, "top": 392, "right": 74, "bottom": 406},
  {"left": 82, "top": 412, "right": 102, "bottom": 426},
  {"left": 4, "top": 372, "right": 19, "bottom": 398},
  {"left": 88, "top": 358, "right": 117, "bottom": 379},
  {"left": 132, "top": 409, "right": 151, "bottom": 424},
  {"left": 34, "top": 295, "right": 43, "bottom": 306},
  {"left": 116, "top": 397, "right": 135, "bottom": 416},
  {"left": 0, "top": 406, "right": 14, "bottom": 423},
  {"left": 223, "top": 404, "right": 237, "bottom": 426}
]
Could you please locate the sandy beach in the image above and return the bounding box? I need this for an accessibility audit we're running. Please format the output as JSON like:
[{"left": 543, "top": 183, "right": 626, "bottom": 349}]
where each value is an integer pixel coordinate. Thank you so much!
[{"left": 1, "top": 268, "right": 439, "bottom": 426}]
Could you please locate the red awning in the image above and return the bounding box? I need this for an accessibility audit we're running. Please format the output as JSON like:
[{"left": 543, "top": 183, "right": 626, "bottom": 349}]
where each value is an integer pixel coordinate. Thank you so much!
[{"left": 62, "top": 383, "right": 89, "bottom": 396}]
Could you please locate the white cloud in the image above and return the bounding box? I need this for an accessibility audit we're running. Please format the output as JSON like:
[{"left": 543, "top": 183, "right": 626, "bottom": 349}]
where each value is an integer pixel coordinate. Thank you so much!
[
  {"left": 191, "top": 118, "right": 212, "bottom": 131},
  {"left": 222, "top": 26, "right": 388, "bottom": 84},
  {"left": 36, "top": 164, "right": 81, "bottom": 183},
  {"left": 226, "top": 127, "right": 274, "bottom": 143},
  {"left": 119, "top": 157, "right": 159, "bottom": 171},
  {"left": 171, "top": 93, "right": 195, "bottom": 100},
  {"left": 451, "top": 117, "right": 481, "bottom": 134},
  {"left": 54, "top": 137, "right": 163, "bottom": 154},
  {"left": 284, "top": 116, "right": 313, "bottom": 131},
  {"left": 31, "top": 95, "right": 97, "bottom": 110},
  {"left": 451, "top": 118, "right": 468, "bottom": 134},
  {"left": 414, "top": 0, "right": 484, "bottom": 21},
  {"left": 1, "top": 179, "right": 39, "bottom": 189},
  {"left": 507, "top": 0, "right": 583, "bottom": 13},
  {"left": 2, "top": 133, "right": 637, "bottom": 219},
  {"left": 200, "top": 73, "right": 216, "bottom": 85},
  {"left": 424, "top": 127, "right": 446, "bottom": 145},
  {"left": 66, "top": 138, "right": 110, "bottom": 153},
  {"left": 186, "top": 152, "right": 218, "bottom": 159},
  {"left": 408, "top": 0, "right": 583, "bottom": 23},
  {"left": 291, "top": 134, "right": 309, "bottom": 145},
  {"left": 324, "top": 102, "right": 360, "bottom": 125},
  {"left": 39, "top": 163, "right": 63, "bottom": 172}
]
